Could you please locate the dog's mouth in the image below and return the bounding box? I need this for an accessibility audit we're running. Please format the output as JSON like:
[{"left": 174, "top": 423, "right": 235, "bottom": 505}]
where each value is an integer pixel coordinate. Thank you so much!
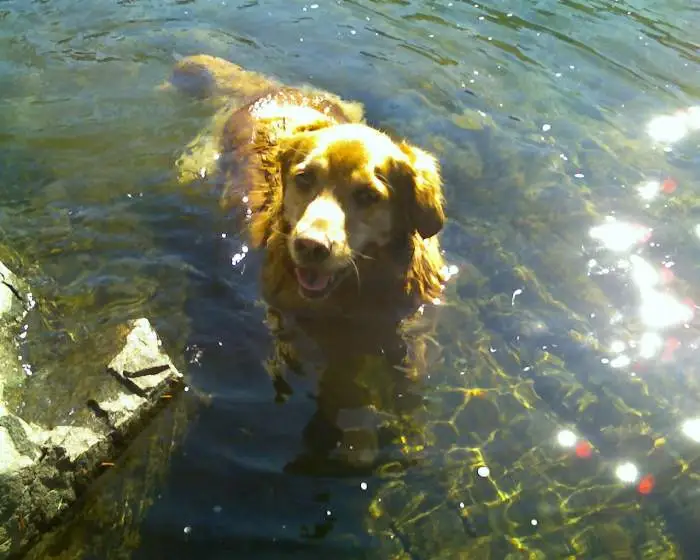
[{"left": 294, "top": 267, "right": 338, "bottom": 299}]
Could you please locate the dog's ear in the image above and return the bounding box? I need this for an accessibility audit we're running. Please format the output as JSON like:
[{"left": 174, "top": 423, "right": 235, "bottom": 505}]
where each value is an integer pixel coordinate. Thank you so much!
[
  {"left": 396, "top": 142, "right": 445, "bottom": 239},
  {"left": 278, "top": 133, "right": 317, "bottom": 178},
  {"left": 247, "top": 131, "right": 321, "bottom": 249}
]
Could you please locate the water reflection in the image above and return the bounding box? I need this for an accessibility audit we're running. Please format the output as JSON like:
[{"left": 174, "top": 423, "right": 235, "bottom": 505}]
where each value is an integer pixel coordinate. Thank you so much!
[
  {"left": 556, "top": 428, "right": 577, "bottom": 448},
  {"left": 638, "top": 331, "right": 664, "bottom": 360},
  {"left": 682, "top": 418, "right": 700, "bottom": 443},
  {"left": 588, "top": 217, "right": 651, "bottom": 253},
  {"left": 614, "top": 461, "right": 639, "bottom": 484},
  {"left": 563, "top": 106, "right": 700, "bottom": 513},
  {"left": 589, "top": 216, "right": 693, "bottom": 337},
  {"left": 646, "top": 106, "right": 700, "bottom": 145},
  {"left": 3, "top": 0, "right": 700, "bottom": 553},
  {"left": 636, "top": 177, "right": 677, "bottom": 203}
]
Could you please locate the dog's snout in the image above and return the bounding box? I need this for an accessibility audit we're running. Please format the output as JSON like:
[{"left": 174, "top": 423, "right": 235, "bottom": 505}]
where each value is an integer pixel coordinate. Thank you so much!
[{"left": 294, "top": 236, "right": 331, "bottom": 263}]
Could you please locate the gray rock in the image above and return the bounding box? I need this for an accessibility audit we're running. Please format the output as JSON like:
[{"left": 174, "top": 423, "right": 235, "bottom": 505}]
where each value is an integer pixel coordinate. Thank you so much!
[
  {"left": 0, "top": 262, "right": 31, "bottom": 323},
  {"left": 0, "top": 263, "right": 31, "bottom": 407},
  {"left": 0, "top": 312, "right": 184, "bottom": 560}
]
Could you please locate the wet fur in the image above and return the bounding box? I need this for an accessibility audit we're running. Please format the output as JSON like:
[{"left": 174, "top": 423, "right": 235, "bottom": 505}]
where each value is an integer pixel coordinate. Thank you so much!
[
  {"left": 251, "top": 128, "right": 446, "bottom": 313},
  {"left": 167, "top": 54, "right": 447, "bottom": 376}
]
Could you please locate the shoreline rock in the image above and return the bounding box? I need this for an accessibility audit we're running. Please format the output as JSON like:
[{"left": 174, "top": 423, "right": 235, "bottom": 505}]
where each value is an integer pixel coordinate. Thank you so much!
[
  {"left": 0, "top": 263, "right": 185, "bottom": 560},
  {"left": 0, "top": 261, "right": 32, "bottom": 409}
]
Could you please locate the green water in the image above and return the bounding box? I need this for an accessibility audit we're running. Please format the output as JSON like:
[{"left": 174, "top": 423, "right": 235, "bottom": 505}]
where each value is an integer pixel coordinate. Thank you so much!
[{"left": 2, "top": 0, "right": 700, "bottom": 558}]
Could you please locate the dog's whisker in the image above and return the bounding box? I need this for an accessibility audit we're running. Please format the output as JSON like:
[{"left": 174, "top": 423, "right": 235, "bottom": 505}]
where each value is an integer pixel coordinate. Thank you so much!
[
  {"left": 352, "top": 250, "right": 375, "bottom": 261},
  {"left": 349, "top": 256, "right": 361, "bottom": 290},
  {"left": 270, "top": 226, "right": 290, "bottom": 238}
]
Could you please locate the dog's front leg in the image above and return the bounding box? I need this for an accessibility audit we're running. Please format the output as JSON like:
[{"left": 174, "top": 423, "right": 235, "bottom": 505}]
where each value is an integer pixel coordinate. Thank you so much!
[{"left": 263, "top": 306, "right": 306, "bottom": 402}]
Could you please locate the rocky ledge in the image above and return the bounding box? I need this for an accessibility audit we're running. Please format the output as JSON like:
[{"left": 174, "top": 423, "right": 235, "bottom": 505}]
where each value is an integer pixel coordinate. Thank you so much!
[{"left": 0, "top": 263, "right": 185, "bottom": 559}]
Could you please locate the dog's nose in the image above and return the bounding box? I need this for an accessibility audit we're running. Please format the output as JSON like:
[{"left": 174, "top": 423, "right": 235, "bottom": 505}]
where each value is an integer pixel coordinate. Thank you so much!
[{"left": 294, "top": 237, "right": 331, "bottom": 263}]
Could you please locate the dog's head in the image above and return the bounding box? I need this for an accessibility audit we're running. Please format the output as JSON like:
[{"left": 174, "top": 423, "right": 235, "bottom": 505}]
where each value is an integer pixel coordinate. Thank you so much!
[{"left": 277, "top": 123, "right": 445, "bottom": 300}]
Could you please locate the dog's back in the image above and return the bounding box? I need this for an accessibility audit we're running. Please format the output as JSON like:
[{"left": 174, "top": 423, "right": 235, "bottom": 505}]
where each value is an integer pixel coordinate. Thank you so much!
[
  {"left": 167, "top": 55, "right": 366, "bottom": 213},
  {"left": 166, "top": 54, "right": 364, "bottom": 121}
]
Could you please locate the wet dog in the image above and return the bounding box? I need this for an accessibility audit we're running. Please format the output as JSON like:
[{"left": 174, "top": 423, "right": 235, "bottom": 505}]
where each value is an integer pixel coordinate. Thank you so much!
[{"left": 167, "top": 54, "right": 447, "bottom": 397}]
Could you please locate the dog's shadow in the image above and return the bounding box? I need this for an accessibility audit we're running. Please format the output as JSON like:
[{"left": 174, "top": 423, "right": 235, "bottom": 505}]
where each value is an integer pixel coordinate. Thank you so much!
[
  {"left": 156, "top": 70, "right": 444, "bottom": 478},
  {"left": 262, "top": 302, "right": 442, "bottom": 477},
  {"left": 149, "top": 137, "right": 442, "bottom": 482}
]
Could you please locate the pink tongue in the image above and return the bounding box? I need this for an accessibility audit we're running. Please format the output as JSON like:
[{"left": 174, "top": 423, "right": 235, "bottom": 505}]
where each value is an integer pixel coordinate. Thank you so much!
[{"left": 295, "top": 268, "right": 332, "bottom": 291}]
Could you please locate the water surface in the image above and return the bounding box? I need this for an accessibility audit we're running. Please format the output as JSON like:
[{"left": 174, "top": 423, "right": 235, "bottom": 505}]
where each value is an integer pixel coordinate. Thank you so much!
[{"left": 2, "top": 0, "right": 700, "bottom": 558}]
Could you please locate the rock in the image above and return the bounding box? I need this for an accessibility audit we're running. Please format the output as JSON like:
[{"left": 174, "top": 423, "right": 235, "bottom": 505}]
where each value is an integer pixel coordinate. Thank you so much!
[
  {"left": 0, "top": 262, "right": 31, "bottom": 407},
  {"left": 0, "top": 262, "right": 31, "bottom": 323},
  {"left": 0, "top": 309, "right": 185, "bottom": 560}
]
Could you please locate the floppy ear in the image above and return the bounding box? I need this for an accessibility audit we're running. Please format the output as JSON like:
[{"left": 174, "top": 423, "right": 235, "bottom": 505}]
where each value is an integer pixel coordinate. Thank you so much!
[
  {"left": 247, "top": 130, "right": 320, "bottom": 249},
  {"left": 397, "top": 141, "right": 445, "bottom": 239},
  {"left": 277, "top": 131, "right": 319, "bottom": 177}
]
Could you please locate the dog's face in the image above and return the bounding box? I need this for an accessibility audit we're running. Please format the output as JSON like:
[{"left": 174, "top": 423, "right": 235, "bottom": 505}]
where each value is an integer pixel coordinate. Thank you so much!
[{"left": 278, "top": 123, "right": 445, "bottom": 300}]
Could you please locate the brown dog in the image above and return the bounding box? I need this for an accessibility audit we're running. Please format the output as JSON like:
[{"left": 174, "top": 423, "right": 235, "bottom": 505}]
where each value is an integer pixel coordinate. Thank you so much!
[{"left": 167, "top": 55, "right": 447, "bottom": 383}]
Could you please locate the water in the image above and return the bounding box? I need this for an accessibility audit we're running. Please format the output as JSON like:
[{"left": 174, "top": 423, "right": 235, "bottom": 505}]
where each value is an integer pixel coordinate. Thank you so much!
[{"left": 2, "top": 0, "right": 700, "bottom": 558}]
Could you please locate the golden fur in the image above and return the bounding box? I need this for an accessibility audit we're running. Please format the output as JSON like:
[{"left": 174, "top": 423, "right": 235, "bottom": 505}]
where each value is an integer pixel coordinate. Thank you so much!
[{"left": 167, "top": 54, "right": 447, "bottom": 378}]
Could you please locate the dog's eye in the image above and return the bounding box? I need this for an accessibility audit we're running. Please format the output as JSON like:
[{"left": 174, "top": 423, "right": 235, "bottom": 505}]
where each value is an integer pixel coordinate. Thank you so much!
[
  {"left": 354, "top": 186, "right": 381, "bottom": 207},
  {"left": 294, "top": 168, "right": 316, "bottom": 191}
]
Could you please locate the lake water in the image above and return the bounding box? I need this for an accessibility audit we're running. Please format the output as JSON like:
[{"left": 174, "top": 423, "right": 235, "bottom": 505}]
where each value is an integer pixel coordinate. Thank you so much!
[{"left": 2, "top": 0, "right": 700, "bottom": 558}]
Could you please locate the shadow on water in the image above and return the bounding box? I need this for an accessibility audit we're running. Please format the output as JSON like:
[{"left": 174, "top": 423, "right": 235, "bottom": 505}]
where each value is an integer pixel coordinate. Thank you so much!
[{"left": 1, "top": 0, "right": 700, "bottom": 557}]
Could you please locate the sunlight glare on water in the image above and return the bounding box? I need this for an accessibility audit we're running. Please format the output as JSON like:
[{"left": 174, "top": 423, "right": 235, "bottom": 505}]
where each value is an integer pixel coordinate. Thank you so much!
[
  {"left": 588, "top": 213, "right": 695, "bottom": 364},
  {"left": 682, "top": 419, "right": 700, "bottom": 443},
  {"left": 636, "top": 179, "right": 661, "bottom": 202},
  {"left": 588, "top": 217, "right": 651, "bottom": 253},
  {"left": 646, "top": 106, "right": 700, "bottom": 145},
  {"left": 638, "top": 331, "right": 664, "bottom": 361},
  {"left": 638, "top": 289, "right": 694, "bottom": 331},
  {"left": 556, "top": 429, "right": 577, "bottom": 448},
  {"left": 615, "top": 461, "right": 639, "bottom": 484}
]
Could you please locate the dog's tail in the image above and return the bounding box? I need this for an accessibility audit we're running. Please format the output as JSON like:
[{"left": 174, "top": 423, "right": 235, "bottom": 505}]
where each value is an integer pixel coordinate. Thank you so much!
[
  {"left": 159, "top": 54, "right": 278, "bottom": 101},
  {"left": 160, "top": 53, "right": 366, "bottom": 124}
]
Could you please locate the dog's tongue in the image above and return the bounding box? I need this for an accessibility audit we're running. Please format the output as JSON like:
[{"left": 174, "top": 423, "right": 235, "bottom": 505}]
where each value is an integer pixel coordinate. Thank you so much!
[{"left": 295, "top": 268, "right": 332, "bottom": 292}]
